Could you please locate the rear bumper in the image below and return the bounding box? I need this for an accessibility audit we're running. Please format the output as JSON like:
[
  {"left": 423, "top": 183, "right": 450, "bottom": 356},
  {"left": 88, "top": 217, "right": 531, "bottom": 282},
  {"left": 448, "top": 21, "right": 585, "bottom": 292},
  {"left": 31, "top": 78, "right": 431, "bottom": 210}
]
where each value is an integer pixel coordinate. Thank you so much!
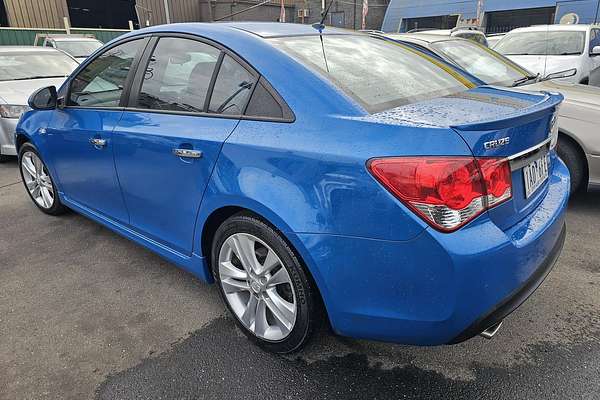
[
  {"left": 448, "top": 222, "right": 566, "bottom": 344},
  {"left": 0, "top": 117, "right": 17, "bottom": 156},
  {"left": 296, "top": 156, "right": 570, "bottom": 345}
]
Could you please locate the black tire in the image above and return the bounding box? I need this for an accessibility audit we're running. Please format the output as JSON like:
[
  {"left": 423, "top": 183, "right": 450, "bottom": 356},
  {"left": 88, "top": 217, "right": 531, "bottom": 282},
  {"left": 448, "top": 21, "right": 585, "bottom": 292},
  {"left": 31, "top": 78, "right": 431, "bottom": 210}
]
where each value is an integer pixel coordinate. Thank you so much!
[
  {"left": 0, "top": 152, "right": 11, "bottom": 163},
  {"left": 557, "top": 136, "right": 586, "bottom": 194},
  {"left": 211, "top": 213, "right": 320, "bottom": 353},
  {"left": 18, "top": 143, "right": 67, "bottom": 216}
]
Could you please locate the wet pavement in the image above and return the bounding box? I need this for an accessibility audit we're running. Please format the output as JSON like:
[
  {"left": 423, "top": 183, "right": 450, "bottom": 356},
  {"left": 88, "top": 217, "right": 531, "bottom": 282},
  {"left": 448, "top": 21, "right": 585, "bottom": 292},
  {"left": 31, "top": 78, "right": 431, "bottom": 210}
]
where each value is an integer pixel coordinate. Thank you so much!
[{"left": 1, "top": 160, "right": 599, "bottom": 400}]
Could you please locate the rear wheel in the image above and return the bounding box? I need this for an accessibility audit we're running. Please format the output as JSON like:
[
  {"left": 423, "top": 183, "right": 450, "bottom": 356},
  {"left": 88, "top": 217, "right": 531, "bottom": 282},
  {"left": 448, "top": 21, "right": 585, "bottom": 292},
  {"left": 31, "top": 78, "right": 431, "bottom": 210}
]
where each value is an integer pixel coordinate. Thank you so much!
[
  {"left": 18, "top": 143, "right": 67, "bottom": 215},
  {"left": 212, "top": 213, "right": 319, "bottom": 353},
  {"left": 557, "top": 136, "right": 585, "bottom": 194}
]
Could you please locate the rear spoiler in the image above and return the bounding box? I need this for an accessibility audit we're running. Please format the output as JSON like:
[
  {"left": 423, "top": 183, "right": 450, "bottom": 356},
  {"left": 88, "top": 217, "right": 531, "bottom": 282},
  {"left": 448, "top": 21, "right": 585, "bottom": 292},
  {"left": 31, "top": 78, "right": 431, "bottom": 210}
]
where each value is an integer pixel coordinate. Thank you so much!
[{"left": 450, "top": 87, "right": 563, "bottom": 131}]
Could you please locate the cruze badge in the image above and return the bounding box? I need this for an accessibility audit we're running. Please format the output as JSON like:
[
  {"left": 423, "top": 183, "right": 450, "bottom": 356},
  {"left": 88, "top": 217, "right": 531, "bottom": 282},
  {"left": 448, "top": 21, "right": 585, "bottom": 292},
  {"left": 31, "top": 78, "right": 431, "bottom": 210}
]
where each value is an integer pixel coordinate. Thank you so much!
[{"left": 484, "top": 137, "right": 510, "bottom": 150}]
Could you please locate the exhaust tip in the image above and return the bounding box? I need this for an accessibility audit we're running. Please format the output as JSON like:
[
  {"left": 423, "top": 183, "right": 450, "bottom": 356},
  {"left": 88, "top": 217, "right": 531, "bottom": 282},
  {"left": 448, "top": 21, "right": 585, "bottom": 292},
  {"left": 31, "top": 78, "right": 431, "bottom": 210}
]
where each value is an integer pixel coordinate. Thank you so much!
[{"left": 479, "top": 321, "right": 503, "bottom": 340}]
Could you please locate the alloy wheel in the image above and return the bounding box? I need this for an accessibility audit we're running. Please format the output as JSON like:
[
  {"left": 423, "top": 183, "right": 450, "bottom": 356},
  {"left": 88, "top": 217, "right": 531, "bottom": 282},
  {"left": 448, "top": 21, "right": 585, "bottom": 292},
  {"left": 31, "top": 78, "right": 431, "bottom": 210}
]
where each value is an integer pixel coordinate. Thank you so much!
[
  {"left": 218, "top": 233, "right": 297, "bottom": 341},
  {"left": 21, "top": 151, "right": 54, "bottom": 209}
]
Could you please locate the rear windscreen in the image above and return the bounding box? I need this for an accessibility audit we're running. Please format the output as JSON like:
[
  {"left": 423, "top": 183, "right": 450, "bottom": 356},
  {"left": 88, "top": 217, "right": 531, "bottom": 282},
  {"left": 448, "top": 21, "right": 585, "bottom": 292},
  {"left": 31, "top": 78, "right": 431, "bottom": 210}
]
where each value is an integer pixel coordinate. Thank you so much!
[{"left": 270, "top": 35, "right": 475, "bottom": 113}]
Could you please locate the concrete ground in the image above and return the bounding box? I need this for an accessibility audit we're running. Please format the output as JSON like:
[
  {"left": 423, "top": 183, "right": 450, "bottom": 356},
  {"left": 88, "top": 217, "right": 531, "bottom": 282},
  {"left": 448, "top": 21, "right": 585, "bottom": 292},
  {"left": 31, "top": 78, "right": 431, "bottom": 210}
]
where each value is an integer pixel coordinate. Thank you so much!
[{"left": 0, "top": 159, "right": 599, "bottom": 400}]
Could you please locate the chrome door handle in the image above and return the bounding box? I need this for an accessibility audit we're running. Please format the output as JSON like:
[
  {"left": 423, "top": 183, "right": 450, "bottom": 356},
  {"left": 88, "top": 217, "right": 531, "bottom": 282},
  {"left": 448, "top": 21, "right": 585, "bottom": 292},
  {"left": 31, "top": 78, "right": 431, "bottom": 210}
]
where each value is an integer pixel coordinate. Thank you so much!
[
  {"left": 173, "top": 148, "right": 202, "bottom": 159},
  {"left": 90, "top": 138, "right": 107, "bottom": 147}
]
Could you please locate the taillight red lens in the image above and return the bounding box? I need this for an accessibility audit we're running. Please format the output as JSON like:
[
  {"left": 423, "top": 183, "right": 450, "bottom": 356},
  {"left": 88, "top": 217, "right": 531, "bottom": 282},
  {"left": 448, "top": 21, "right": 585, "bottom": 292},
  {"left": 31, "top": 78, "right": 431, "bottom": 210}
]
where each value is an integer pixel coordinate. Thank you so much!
[
  {"left": 368, "top": 156, "right": 512, "bottom": 232},
  {"left": 477, "top": 158, "right": 512, "bottom": 207}
]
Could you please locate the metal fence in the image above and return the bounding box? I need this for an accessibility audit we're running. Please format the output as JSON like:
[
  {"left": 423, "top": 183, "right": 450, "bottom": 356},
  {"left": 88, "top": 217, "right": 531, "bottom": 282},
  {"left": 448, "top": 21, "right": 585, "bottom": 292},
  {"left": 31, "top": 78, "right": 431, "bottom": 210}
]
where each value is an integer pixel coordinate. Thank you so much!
[{"left": 0, "top": 27, "right": 130, "bottom": 46}]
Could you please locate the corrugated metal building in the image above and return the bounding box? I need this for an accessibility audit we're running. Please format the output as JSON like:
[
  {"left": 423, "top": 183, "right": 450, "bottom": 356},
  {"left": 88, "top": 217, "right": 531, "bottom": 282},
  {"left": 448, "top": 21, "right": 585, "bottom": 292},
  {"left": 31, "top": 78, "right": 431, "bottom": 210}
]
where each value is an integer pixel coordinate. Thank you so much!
[
  {"left": 0, "top": 0, "right": 205, "bottom": 29},
  {"left": 0, "top": 0, "right": 388, "bottom": 30},
  {"left": 382, "top": 0, "right": 600, "bottom": 33},
  {"left": 2, "top": 0, "right": 69, "bottom": 28}
]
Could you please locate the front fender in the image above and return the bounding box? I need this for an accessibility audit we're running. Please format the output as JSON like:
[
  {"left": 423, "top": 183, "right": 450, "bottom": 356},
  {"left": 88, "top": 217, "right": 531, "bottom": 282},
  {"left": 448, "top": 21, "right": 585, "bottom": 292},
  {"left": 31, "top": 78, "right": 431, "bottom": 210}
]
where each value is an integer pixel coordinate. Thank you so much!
[{"left": 16, "top": 110, "right": 59, "bottom": 184}]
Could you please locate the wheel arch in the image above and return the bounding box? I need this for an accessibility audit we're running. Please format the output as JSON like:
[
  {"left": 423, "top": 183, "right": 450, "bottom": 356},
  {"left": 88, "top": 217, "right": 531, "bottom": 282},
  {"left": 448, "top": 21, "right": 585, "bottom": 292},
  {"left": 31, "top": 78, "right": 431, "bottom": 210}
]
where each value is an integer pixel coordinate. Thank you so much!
[
  {"left": 196, "top": 201, "right": 332, "bottom": 325},
  {"left": 558, "top": 129, "right": 589, "bottom": 184},
  {"left": 15, "top": 132, "right": 32, "bottom": 153}
]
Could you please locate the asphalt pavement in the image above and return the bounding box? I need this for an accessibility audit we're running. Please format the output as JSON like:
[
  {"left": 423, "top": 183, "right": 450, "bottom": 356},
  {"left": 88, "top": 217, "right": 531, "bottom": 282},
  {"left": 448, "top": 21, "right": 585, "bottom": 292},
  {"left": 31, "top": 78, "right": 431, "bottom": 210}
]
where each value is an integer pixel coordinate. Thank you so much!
[{"left": 0, "top": 159, "right": 599, "bottom": 400}]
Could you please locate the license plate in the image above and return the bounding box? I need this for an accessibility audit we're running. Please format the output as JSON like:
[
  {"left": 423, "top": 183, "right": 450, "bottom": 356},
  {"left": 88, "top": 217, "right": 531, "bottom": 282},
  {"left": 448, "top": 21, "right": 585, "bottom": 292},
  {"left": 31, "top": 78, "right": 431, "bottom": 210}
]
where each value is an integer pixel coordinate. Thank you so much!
[{"left": 523, "top": 154, "right": 549, "bottom": 198}]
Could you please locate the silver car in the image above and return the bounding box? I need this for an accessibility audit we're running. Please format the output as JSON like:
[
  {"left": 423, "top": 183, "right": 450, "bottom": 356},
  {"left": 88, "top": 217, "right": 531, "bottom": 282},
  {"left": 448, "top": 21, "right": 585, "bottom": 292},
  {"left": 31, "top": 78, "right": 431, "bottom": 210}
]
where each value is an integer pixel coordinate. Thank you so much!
[
  {"left": 383, "top": 33, "right": 600, "bottom": 193},
  {"left": 0, "top": 46, "right": 78, "bottom": 162}
]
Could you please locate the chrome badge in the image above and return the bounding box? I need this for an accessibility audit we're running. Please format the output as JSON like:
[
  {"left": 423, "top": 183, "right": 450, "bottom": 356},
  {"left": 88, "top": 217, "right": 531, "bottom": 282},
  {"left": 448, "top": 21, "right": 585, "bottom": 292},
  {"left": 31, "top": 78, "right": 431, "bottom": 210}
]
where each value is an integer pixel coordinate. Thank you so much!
[{"left": 484, "top": 137, "right": 510, "bottom": 150}]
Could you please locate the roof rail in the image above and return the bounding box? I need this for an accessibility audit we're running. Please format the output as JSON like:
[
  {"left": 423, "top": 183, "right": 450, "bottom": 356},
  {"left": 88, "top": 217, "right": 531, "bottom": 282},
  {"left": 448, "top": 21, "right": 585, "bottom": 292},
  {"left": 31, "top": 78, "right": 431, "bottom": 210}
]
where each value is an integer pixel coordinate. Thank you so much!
[
  {"left": 451, "top": 26, "right": 483, "bottom": 32},
  {"left": 406, "top": 27, "right": 442, "bottom": 33}
]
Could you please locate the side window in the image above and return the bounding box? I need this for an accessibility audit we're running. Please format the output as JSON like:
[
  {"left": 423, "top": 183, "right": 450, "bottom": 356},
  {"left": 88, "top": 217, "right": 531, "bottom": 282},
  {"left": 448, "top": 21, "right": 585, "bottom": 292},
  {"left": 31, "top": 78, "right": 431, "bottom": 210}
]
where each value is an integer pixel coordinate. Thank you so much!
[
  {"left": 69, "top": 39, "right": 143, "bottom": 107},
  {"left": 590, "top": 29, "right": 600, "bottom": 52},
  {"left": 208, "top": 55, "right": 256, "bottom": 115},
  {"left": 136, "top": 37, "right": 220, "bottom": 113},
  {"left": 244, "top": 78, "right": 293, "bottom": 121}
]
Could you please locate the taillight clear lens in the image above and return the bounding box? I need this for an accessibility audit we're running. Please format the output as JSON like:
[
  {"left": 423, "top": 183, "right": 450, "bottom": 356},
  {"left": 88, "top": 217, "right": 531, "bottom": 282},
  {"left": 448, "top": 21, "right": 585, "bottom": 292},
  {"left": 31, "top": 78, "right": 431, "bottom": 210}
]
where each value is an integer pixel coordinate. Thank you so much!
[{"left": 368, "top": 156, "right": 512, "bottom": 232}]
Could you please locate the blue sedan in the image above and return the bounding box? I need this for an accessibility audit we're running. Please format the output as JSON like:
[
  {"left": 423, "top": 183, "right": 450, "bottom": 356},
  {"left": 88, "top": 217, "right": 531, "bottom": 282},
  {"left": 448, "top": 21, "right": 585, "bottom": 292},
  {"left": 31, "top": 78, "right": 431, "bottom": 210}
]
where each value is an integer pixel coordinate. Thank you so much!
[{"left": 16, "top": 23, "right": 569, "bottom": 353}]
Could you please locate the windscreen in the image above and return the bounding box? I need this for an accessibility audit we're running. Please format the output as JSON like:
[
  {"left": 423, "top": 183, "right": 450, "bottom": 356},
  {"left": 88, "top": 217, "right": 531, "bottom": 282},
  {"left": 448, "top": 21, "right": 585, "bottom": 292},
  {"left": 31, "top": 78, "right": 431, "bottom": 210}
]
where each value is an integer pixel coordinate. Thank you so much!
[
  {"left": 495, "top": 31, "right": 585, "bottom": 56},
  {"left": 432, "top": 40, "right": 530, "bottom": 86},
  {"left": 56, "top": 40, "right": 103, "bottom": 57},
  {"left": 0, "top": 52, "right": 78, "bottom": 81},
  {"left": 270, "top": 35, "right": 474, "bottom": 113}
]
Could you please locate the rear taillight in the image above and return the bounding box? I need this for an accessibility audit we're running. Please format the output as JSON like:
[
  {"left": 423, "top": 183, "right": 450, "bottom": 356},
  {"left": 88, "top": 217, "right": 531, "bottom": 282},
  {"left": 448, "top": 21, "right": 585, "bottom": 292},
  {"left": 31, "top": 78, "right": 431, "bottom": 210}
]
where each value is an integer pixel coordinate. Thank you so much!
[{"left": 368, "top": 156, "right": 512, "bottom": 232}]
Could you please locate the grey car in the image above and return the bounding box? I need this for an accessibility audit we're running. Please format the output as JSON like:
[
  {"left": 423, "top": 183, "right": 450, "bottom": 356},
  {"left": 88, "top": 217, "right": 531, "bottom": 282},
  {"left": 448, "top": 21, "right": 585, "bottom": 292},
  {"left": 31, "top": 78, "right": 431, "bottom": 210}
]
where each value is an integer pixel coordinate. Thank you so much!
[
  {"left": 382, "top": 33, "right": 600, "bottom": 193},
  {"left": 0, "top": 46, "right": 78, "bottom": 162}
]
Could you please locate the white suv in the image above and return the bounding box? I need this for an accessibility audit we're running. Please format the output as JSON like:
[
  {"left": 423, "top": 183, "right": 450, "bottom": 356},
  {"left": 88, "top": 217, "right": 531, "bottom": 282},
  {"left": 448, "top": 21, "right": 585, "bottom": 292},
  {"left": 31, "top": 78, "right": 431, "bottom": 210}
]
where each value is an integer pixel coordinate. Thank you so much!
[{"left": 494, "top": 24, "right": 600, "bottom": 85}]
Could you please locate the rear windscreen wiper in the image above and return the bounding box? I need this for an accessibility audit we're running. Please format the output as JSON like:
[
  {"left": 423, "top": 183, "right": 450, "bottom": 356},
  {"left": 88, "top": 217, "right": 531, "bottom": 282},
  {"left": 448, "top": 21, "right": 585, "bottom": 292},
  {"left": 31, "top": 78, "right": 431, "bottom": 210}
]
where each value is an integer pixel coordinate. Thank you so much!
[{"left": 512, "top": 73, "right": 540, "bottom": 87}]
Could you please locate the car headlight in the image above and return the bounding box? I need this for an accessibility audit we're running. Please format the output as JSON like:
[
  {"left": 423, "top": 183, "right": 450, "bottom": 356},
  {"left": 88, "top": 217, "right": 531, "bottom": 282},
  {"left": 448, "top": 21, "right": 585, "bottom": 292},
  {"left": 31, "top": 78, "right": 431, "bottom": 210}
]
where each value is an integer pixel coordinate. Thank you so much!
[
  {"left": 0, "top": 104, "right": 30, "bottom": 119},
  {"left": 549, "top": 108, "right": 559, "bottom": 149}
]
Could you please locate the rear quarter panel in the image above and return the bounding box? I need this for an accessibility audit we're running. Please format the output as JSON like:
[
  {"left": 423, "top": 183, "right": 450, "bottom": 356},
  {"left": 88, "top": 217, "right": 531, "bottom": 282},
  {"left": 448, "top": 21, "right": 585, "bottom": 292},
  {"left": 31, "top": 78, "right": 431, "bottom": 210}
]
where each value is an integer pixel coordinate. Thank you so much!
[{"left": 195, "top": 114, "right": 474, "bottom": 245}]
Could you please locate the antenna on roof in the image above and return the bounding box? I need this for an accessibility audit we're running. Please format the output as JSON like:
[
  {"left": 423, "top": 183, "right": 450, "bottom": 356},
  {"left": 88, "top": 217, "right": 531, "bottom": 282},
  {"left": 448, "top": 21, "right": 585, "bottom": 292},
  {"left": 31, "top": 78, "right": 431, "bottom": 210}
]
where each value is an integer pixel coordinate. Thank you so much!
[{"left": 312, "top": 0, "right": 335, "bottom": 32}]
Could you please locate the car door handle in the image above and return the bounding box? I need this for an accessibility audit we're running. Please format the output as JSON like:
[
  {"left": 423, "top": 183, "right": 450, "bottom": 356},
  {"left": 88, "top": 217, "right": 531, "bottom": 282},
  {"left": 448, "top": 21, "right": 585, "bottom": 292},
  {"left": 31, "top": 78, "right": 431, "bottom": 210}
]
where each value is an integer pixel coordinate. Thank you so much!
[
  {"left": 89, "top": 138, "right": 107, "bottom": 148},
  {"left": 173, "top": 148, "right": 203, "bottom": 159}
]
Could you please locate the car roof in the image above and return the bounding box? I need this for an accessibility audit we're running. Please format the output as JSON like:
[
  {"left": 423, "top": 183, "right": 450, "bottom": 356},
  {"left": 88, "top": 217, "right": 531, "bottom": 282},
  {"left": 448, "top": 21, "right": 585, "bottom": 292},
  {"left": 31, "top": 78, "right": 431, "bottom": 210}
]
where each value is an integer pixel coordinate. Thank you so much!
[
  {"left": 50, "top": 37, "right": 101, "bottom": 42},
  {"left": 0, "top": 45, "right": 65, "bottom": 53},
  {"left": 509, "top": 24, "right": 591, "bottom": 33},
  {"left": 137, "top": 22, "right": 356, "bottom": 39}
]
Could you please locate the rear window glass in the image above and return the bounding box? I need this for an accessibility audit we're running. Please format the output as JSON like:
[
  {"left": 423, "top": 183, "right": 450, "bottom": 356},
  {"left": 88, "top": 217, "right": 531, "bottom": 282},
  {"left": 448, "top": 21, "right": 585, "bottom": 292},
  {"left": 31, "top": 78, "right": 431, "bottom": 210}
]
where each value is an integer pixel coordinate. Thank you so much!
[
  {"left": 495, "top": 31, "right": 586, "bottom": 56},
  {"left": 432, "top": 40, "right": 528, "bottom": 86},
  {"left": 270, "top": 35, "right": 474, "bottom": 113}
]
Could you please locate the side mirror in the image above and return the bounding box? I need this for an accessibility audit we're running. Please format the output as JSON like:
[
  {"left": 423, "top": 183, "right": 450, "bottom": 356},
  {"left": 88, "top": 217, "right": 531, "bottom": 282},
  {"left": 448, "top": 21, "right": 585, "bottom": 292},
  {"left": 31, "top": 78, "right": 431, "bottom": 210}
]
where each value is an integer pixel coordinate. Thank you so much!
[
  {"left": 28, "top": 86, "right": 57, "bottom": 110},
  {"left": 591, "top": 45, "right": 600, "bottom": 55},
  {"left": 542, "top": 68, "right": 577, "bottom": 81}
]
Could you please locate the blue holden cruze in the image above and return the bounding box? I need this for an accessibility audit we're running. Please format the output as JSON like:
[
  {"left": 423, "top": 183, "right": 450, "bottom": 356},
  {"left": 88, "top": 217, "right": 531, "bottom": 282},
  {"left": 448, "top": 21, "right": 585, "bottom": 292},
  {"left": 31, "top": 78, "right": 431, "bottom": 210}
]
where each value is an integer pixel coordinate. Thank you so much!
[{"left": 16, "top": 23, "right": 569, "bottom": 353}]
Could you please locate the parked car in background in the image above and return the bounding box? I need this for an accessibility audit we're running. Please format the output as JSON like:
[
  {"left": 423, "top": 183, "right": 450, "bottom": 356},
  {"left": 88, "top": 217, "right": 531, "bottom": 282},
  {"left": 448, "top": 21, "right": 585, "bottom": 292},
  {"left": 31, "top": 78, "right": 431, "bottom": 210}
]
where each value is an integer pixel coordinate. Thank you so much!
[
  {"left": 41, "top": 35, "right": 103, "bottom": 62},
  {"left": 0, "top": 46, "right": 78, "bottom": 162},
  {"left": 17, "top": 23, "right": 568, "bottom": 353},
  {"left": 410, "top": 26, "right": 489, "bottom": 46},
  {"left": 494, "top": 24, "right": 600, "bottom": 85},
  {"left": 486, "top": 32, "right": 505, "bottom": 48},
  {"left": 383, "top": 33, "right": 600, "bottom": 193}
]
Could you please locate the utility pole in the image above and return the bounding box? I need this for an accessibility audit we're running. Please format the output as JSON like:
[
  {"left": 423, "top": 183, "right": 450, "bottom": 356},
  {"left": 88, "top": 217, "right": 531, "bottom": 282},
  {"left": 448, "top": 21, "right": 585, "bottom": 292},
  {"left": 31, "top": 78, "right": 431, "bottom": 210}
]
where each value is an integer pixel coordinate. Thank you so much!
[
  {"left": 164, "top": 0, "right": 171, "bottom": 24},
  {"left": 353, "top": 0, "right": 356, "bottom": 30}
]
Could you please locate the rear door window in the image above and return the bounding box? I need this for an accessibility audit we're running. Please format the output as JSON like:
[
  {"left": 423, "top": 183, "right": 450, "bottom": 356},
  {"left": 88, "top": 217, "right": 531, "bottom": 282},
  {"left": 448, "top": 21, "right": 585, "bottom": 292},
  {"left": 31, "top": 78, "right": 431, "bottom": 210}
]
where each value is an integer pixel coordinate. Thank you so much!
[
  {"left": 208, "top": 54, "right": 256, "bottom": 116},
  {"left": 135, "top": 37, "right": 220, "bottom": 113}
]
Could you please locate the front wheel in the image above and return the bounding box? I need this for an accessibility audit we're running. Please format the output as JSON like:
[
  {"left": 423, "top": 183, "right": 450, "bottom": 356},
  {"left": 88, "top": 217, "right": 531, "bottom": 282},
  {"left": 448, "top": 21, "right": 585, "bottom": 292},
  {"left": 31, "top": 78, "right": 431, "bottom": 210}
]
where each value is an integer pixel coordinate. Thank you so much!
[
  {"left": 18, "top": 143, "right": 67, "bottom": 215},
  {"left": 212, "top": 213, "right": 320, "bottom": 353}
]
